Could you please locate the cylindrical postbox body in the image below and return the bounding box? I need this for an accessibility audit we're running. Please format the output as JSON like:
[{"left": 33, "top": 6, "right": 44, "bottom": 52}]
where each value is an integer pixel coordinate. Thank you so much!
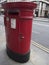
[{"left": 2, "top": 2, "right": 37, "bottom": 63}]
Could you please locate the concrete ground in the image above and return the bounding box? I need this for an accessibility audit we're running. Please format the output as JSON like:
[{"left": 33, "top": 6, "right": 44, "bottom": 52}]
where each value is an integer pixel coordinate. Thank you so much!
[{"left": 0, "top": 15, "right": 49, "bottom": 65}]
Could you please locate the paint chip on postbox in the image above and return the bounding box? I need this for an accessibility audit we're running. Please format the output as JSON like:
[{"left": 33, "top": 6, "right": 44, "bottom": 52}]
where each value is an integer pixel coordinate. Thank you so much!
[{"left": 11, "top": 18, "right": 16, "bottom": 29}]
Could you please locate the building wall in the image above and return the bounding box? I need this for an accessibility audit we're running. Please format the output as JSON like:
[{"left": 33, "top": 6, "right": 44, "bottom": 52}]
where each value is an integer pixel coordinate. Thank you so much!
[
  {"left": 33, "top": 1, "right": 49, "bottom": 17},
  {"left": 41, "top": 3, "right": 46, "bottom": 17},
  {"left": 46, "top": 4, "right": 49, "bottom": 13}
]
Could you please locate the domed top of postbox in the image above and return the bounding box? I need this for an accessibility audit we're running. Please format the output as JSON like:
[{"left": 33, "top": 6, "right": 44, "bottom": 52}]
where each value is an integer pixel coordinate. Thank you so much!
[{"left": 2, "top": 2, "right": 37, "bottom": 10}]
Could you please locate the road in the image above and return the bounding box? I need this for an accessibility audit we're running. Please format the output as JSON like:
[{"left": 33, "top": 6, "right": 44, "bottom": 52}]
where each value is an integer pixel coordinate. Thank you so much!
[{"left": 32, "top": 20, "right": 49, "bottom": 49}]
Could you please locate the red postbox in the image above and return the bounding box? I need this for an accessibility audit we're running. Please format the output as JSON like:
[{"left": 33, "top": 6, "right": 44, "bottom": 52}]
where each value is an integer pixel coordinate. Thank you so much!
[{"left": 2, "top": 2, "right": 37, "bottom": 63}]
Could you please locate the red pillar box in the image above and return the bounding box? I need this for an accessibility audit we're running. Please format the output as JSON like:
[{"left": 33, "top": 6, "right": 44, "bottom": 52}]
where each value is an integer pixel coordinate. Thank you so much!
[{"left": 2, "top": 2, "right": 37, "bottom": 63}]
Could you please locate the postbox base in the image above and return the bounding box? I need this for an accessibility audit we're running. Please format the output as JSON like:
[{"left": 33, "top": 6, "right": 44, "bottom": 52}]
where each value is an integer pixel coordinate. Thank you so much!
[{"left": 6, "top": 47, "right": 30, "bottom": 63}]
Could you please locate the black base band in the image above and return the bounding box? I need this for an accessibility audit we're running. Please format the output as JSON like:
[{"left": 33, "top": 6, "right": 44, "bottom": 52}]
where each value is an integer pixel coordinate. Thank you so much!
[{"left": 6, "top": 47, "right": 30, "bottom": 63}]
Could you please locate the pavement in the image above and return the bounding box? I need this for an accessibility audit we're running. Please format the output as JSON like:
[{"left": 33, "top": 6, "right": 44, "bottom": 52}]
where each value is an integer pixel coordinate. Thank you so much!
[
  {"left": 33, "top": 17, "right": 49, "bottom": 22},
  {"left": 0, "top": 15, "right": 49, "bottom": 65}
]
